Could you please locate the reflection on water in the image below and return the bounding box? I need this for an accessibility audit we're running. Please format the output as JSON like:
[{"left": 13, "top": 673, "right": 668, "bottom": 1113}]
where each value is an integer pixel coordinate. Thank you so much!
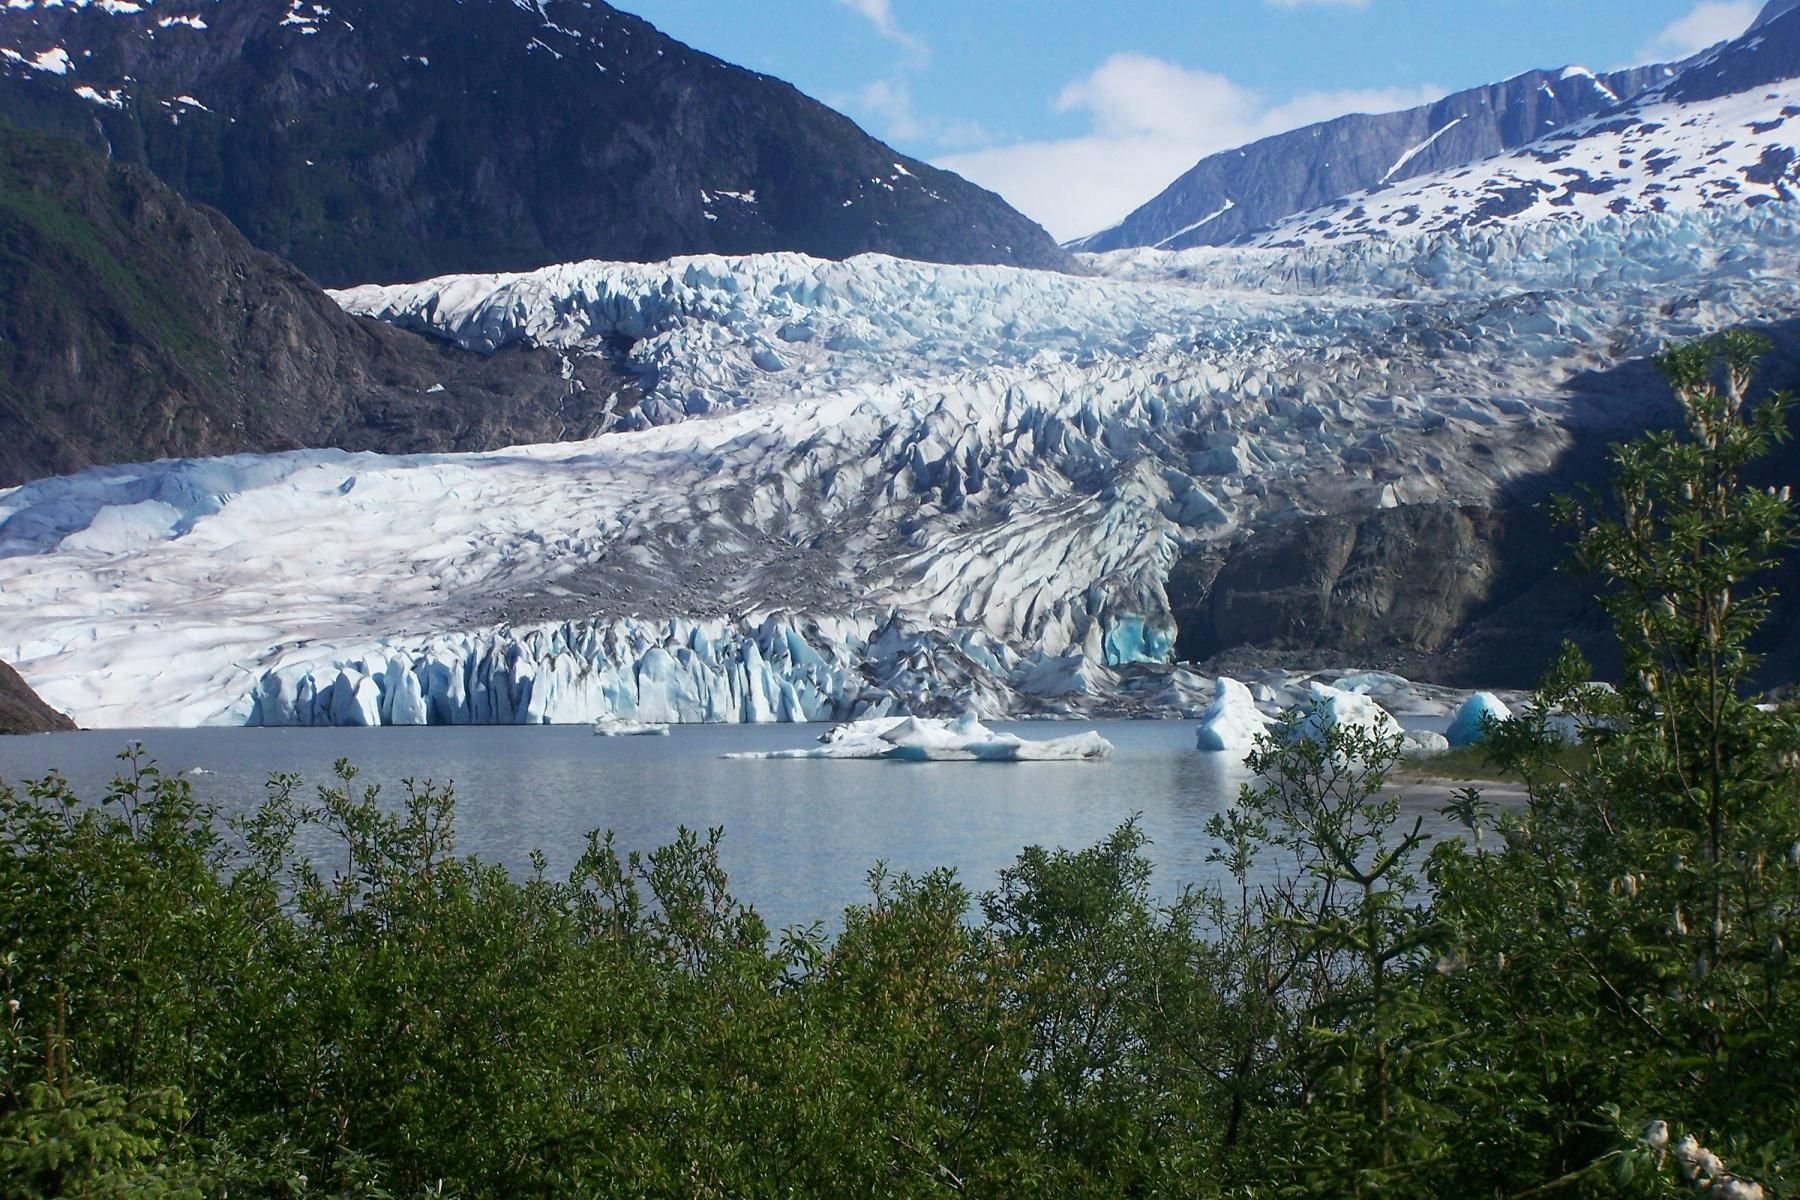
[{"left": 0, "top": 721, "right": 1467, "bottom": 934}]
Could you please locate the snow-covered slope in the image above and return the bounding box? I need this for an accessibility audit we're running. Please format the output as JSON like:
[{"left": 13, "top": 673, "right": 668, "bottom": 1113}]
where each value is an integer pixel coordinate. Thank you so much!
[
  {"left": 1252, "top": 73, "right": 1800, "bottom": 247},
  {"left": 1074, "top": 59, "right": 1677, "bottom": 253},
  {"left": 1083, "top": 4, "right": 1800, "bottom": 253},
  {"left": 6, "top": 198, "right": 1800, "bottom": 727}
]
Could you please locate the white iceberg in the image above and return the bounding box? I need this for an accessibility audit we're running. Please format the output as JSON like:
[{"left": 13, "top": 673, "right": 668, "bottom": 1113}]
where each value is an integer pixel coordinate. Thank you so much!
[
  {"left": 1446, "top": 692, "right": 1512, "bottom": 747},
  {"left": 1289, "top": 681, "right": 1405, "bottom": 750},
  {"left": 1195, "top": 676, "right": 1275, "bottom": 752},
  {"left": 592, "top": 718, "right": 671, "bottom": 737},
  {"left": 1401, "top": 729, "right": 1451, "bottom": 757},
  {"left": 727, "top": 713, "right": 1113, "bottom": 762}
]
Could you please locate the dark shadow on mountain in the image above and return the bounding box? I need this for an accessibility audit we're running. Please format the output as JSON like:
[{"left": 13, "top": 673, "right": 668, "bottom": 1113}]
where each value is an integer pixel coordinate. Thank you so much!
[{"left": 1171, "top": 317, "right": 1800, "bottom": 691}]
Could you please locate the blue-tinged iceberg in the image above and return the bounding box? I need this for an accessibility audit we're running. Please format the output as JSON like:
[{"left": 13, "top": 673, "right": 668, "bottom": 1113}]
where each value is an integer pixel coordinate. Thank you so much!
[
  {"left": 1447, "top": 692, "right": 1513, "bottom": 747},
  {"left": 1195, "top": 676, "right": 1274, "bottom": 753}
]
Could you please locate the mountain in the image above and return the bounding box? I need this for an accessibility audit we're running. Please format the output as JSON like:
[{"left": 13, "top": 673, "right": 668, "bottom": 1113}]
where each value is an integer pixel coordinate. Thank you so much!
[
  {"left": 1241, "top": 8, "right": 1800, "bottom": 247},
  {"left": 1073, "top": 61, "right": 1678, "bottom": 253},
  {"left": 1754, "top": 0, "right": 1800, "bottom": 32},
  {"left": 0, "top": 119, "right": 643, "bottom": 486},
  {"left": 0, "top": 658, "right": 74, "bottom": 733},
  {"left": 0, "top": 0, "right": 1064, "bottom": 286}
]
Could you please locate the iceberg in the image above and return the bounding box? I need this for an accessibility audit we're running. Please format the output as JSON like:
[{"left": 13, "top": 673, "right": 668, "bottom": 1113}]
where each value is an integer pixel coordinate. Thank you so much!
[
  {"left": 1195, "top": 676, "right": 1274, "bottom": 752},
  {"left": 1401, "top": 729, "right": 1451, "bottom": 757},
  {"left": 1288, "top": 682, "right": 1405, "bottom": 751},
  {"left": 592, "top": 718, "right": 671, "bottom": 736},
  {"left": 726, "top": 713, "right": 1114, "bottom": 762},
  {"left": 1446, "top": 692, "right": 1512, "bottom": 748}
]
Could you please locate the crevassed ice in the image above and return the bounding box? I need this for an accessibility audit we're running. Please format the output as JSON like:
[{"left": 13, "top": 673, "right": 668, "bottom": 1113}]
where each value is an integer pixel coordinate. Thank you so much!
[{"left": 5, "top": 201, "right": 1800, "bottom": 726}]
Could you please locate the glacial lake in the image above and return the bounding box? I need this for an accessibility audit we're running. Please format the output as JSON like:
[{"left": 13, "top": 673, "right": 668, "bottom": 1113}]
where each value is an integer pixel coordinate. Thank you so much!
[{"left": 0, "top": 720, "right": 1464, "bottom": 934}]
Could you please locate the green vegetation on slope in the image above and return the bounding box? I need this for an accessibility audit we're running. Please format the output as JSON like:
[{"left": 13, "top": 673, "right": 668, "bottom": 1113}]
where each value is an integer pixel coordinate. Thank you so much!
[
  {"left": 0, "top": 120, "right": 642, "bottom": 487},
  {"left": 3, "top": 336, "right": 1798, "bottom": 1197}
]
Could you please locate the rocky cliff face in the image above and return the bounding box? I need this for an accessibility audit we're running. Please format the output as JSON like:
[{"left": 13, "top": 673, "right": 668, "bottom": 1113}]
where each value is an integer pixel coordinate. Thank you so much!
[
  {"left": 1165, "top": 333, "right": 1800, "bottom": 690},
  {"left": 0, "top": 0, "right": 1064, "bottom": 286},
  {"left": 0, "top": 659, "right": 74, "bottom": 733},
  {"left": 1166, "top": 503, "right": 1619, "bottom": 687},
  {"left": 0, "top": 121, "right": 643, "bottom": 486},
  {"left": 1075, "top": 62, "right": 1678, "bottom": 252}
]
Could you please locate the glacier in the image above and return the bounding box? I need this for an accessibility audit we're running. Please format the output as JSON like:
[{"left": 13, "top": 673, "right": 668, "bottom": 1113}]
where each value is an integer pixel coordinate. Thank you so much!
[{"left": 6, "top": 199, "right": 1800, "bottom": 727}]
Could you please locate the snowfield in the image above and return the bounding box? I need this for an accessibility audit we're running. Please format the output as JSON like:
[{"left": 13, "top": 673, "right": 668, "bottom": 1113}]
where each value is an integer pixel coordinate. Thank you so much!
[
  {"left": 7, "top": 180, "right": 1800, "bottom": 726},
  {"left": 1249, "top": 76, "right": 1800, "bottom": 248}
]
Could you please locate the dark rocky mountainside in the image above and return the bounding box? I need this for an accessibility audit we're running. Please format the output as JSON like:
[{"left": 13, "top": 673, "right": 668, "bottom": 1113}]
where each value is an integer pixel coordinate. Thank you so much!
[
  {"left": 1076, "top": 61, "right": 1679, "bottom": 252},
  {"left": 0, "top": 658, "right": 74, "bottom": 733},
  {"left": 1755, "top": 0, "right": 1800, "bottom": 32},
  {"left": 1168, "top": 502, "right": 1616, "bottom": 688},
  {"left": 1168, "top": 333, "right": 1800, "bottom": 690},
  {"left": 0, "top": 120, "right": 641, "bottom": 486},
  {"left": 1666, "top": 1, "right": 1800, "bottom": 103},
  {"left": 0, "top": 0, "right": 1063, "bottom": 286}
]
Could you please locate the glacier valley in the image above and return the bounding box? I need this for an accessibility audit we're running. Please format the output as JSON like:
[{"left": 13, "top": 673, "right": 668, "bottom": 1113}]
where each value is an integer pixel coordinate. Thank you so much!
[{"left": 5, "top": 202, "right": 1800, "bottom": 727}]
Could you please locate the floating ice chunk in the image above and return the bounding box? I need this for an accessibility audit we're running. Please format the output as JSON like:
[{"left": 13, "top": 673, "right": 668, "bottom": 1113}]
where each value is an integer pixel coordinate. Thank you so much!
[
  {"left": 1446, "top": 691, "right": 1512, "bottom": 747},
  {"left": 1401, "top": 729, "right": 1451, "bottom": 757},
  {"left": 592, "top": 718, "right": 671, "bottom": 736},
  {"left": 1329, "top": 671, "right": 1412, "bottom": 697},
  {"left": 731, "top": 713, "right": 1113, "bottom": 762},
  {"left": 1288, "top": 682, "right": 1404, "bottom": 750},
  {"left": 1195, "top": 676, "right": 1274, "bottom": 753}
]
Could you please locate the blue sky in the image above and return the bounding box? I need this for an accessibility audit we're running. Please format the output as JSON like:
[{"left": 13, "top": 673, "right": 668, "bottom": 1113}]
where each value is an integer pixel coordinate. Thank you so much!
[{"left": 625, "top": 0, "right": 1769, "bottom": 240}]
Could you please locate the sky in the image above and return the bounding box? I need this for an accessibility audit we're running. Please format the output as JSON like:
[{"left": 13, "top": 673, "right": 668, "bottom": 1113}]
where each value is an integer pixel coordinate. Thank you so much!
[{"left": 623, "top": 0, "right": 1771, "bottom": 242}]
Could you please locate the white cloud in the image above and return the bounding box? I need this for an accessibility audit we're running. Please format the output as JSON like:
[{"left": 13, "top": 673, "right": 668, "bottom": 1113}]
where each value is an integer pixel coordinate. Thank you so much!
[
  {"left": 938, "top": 54, "right": 1441, "bottom": 242},
  {"left": 1639, "top": 1, "right": 1759, "bottom": 61},
  {"left": 834, "top": 0, "right": 925, "bottom": 55},
  {"left": 837, "top": 78, "right": 990, "bottom": 149}
]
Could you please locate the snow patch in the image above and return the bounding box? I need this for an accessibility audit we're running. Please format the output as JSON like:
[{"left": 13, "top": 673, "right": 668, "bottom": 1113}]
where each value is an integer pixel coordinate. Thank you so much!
[
  {"left": 1379, "top": 117, "right": 1464, "bottom": 184},
  {"left": 1153, "top": 198, "right": 1235, "bottom": 248}
]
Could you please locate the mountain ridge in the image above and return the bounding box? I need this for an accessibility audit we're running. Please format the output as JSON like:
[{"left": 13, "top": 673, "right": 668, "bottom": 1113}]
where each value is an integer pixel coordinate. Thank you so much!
[
  {"left": 0, "top": 658, "right": 74, "bottom": 733},
  {"left": 1237, "top": 10, "right": 1800, "bottom": 248},
  {"left": 0, "top": 0, "right": 1065, "bottom": 285},
  {"left": 1073, "top": 59, "right": 1679, "bottom": 253}
]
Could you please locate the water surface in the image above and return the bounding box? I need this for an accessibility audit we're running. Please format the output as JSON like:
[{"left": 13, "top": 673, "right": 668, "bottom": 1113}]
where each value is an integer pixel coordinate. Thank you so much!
[{"left": 0, "top": 721, "right": 1464, "bottom": 933}]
